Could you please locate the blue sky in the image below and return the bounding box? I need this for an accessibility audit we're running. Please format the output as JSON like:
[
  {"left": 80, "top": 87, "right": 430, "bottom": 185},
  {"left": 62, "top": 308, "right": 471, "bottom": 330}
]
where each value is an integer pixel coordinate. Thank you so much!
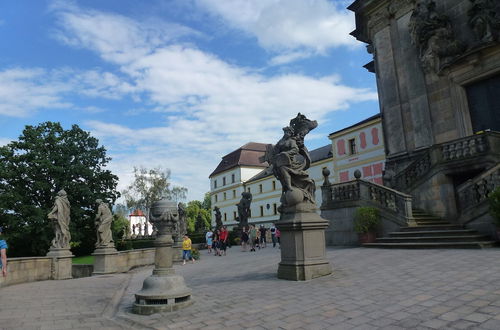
[{"left": 0, "top": 0, "right": 378, "bottom": 201}]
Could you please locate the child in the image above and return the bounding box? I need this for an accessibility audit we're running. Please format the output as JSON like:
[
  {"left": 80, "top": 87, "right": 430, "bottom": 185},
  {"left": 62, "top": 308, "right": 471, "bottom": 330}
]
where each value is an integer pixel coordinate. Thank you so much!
[{"left": 182, "top": 234, "right": 195, "bottom": 265}]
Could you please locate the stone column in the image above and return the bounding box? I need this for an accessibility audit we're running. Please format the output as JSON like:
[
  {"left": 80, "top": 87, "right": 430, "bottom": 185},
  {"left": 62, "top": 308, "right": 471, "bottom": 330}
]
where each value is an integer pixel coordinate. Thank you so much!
[{"left": 133, "top": 199, "right": 193, "bottom": 315}]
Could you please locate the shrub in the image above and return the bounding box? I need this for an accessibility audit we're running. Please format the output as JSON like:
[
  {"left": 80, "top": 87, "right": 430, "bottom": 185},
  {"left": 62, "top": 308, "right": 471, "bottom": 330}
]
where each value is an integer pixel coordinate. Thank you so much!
[
  {"left": 489, "top": 187, "right": 500, "bottom": 226},
  {"left": 353, "top": 207, "right": 380, "bottom": 234},
  {"left": 191, "top": 248, "right": 200, "bottom": 260},
  {"left": 233, "top": 237, "right": 241, "bottom": 245}
]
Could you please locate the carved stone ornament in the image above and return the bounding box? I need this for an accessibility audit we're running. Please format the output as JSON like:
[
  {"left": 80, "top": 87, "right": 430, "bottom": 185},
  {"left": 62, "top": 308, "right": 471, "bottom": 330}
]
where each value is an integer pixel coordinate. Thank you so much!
[
  {"left": 388, "top": 0, "right": 415, "bottom": 17},
  {"left": 409, "top": 0, "right": 464, "bottom": 73},
  {"left": 468, "top": 0, "right": 500, "bottom": 43}
]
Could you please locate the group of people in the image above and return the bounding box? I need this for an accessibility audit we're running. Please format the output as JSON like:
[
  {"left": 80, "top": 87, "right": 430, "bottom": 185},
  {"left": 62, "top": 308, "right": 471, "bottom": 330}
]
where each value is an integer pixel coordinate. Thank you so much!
[
  {"left": 242, "top": 224, "right": 280, "bottom": 252},
  {"left": 204, "top": 226, "right": 229, "bottom": 256}
]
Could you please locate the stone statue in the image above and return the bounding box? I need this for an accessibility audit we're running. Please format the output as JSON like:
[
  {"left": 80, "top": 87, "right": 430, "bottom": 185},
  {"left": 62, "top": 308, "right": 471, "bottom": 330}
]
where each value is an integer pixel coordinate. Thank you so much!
[
  {"left": 468, "top": 0, "right": 499, "bottom": 43},
  {"left": 195, "top": 214, "right": 206, "bottom": 233},
  {"left": 144, "top": 222, "right": 149, "bottom": 236},
  {"left": 138, "top": 221, "right": 143, "bottom": 236},
  {"left": 409, "top": 0, "right": 463, "bottom": 72},
  {"left": 47, "top": 189, "right": 71, "bottom": 249},
  {"left": 236, "top": 192, "right": 252, "bottom": 229},
  {"left": 213, "top": 206, "right": 223, "bottom": 229},
  {"left": 261, "top": 113, "right": 318, "bottom": 213},
  {"left": 95, "top": 199, "right": 114, "bottom": 248},
  {"left": 177, "top": 202, "right": 187, "bottom": 239}
]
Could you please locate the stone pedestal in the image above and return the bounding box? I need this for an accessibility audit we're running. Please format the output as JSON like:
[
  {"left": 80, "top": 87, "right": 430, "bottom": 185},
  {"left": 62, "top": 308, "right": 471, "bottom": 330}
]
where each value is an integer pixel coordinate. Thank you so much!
[
  {"left": 46, "top": 248, "right": 74, "bottom": 280},
  {"left": 92, "top": 246, "right": 118, "bottom": 275},
  {"left": 133, "top": 199, "right": 193, "bottom": 315},
  {"left": 276, "top": 211, "right": 332, "bottom": 281}
]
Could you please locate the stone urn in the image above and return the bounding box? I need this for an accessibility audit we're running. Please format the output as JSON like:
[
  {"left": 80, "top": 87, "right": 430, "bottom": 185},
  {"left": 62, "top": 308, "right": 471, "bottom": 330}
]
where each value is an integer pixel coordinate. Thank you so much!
[{"left": 133, "top": 199, "right": 193, "bottom": 315}]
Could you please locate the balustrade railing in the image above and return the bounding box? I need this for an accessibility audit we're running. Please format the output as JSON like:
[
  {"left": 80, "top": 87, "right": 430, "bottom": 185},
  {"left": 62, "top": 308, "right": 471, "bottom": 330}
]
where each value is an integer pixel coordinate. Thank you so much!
[
  {"left": 321, "top": 169, "right": 414, "bottom": 226},
  {"left": 457, "top": 163, "right": 500, "bottom": 212},
  {"left": 394, "top": 131, "right": 499, "bottom": 191}
]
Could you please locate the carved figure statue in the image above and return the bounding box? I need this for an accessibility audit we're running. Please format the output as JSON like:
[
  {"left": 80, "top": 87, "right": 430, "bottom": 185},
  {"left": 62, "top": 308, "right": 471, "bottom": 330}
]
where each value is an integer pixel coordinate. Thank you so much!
[
  {"left": 468, "top": 0, "right": 499, "bottom": 43},
  {"left": 47, "top": 189, "right": 71, "bottom": 249},
  {"left": 262, "top": 113, "right": 318, "bottom": 213},
  {"left": 177, "top": 202, "right": 187, "bottom": 238},
  {"left": 195, "top": 214, "right": 206, "bottom": 233},
  {"left": 236, "top": 192, "right": 252, "bottom": 229},
  {"left": 409, "top": 0, "right": 463, "bottom": 72},
  {"left": 213, "top": 206, "right": 223, "bottom": 229},
  {"left": 95, "top": 199, "right": 114, "bottom": 248},
  {"left": 138, "top": 222, "right": 143, "bottom": 236}
]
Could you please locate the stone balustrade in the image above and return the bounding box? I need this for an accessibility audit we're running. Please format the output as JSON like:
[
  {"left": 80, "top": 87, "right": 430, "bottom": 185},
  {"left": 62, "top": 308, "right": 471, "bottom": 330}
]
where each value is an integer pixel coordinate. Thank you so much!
[
  {"left": 394, "top": 131, "right": 500, "bottom": 191},
  {"left": 321, "top": 171, "right": 414, "bottom": 227},
  {"left": 457, "top": 163, "right": 500, "bottom": 212}
]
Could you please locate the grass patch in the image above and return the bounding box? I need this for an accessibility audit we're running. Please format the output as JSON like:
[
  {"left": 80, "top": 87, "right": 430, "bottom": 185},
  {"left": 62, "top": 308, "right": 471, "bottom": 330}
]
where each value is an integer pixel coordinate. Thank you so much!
[{"left": 72, "top": 255, "right": 94, "bottom": 264}]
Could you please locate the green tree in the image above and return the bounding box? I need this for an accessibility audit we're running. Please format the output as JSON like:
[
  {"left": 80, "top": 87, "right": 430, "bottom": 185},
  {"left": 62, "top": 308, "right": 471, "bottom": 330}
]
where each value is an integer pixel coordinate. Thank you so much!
[
  {"left": 112, "top": 213, "right": 130, "bottom": 241},
  {"left": 122, "top": 166, "right": 187, "bottom": 218},
  {"left": 186, "top": 200, "right": 211, "bottom": 234},
  {"left": 0, "top": 122, "right": 119, "bottom": 257}
]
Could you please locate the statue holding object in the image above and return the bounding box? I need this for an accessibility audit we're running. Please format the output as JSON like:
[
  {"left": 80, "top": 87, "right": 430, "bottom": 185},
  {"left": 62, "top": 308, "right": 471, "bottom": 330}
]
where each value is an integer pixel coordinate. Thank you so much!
[
  {"left": 261, "top": 113, "right": 318, "bottom": 214},
  {"left": 236, "top": 192, "right": 252, "bottom": 230}
]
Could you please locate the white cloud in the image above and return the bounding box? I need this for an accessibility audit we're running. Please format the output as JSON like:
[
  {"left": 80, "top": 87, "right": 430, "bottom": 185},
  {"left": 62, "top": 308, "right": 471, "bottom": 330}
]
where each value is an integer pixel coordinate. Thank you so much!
[
  {"left": 197, "top": 0, "right": 358, "bottom": 55},
  {"left": 0, "top": 137, "right": 12, "bottom": 146}
]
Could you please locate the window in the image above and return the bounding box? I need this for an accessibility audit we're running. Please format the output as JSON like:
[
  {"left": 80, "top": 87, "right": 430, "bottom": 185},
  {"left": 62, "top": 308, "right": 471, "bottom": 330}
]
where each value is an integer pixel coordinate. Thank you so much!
[
  {"left": 215, "top": 194, "right": 218, "bottom": 202},
  {"left": 214, "top": 180, "right": 217, "bottom": 188},
  {"left": 233, "top": 211, "right": 237, "bottom": 219},
  {"left": 223, "top": 177, "right": 226, "bottom": 186},
  {"left": 273, "top": 203, "right": 277, "bottom": 215},
  {"left": 260, "top": 205, "right": 264, "bottom": 217},
  {"left": 259, "top": 184, "right": 263, "bottom": 193},
  {"left": 223, "top": 192, "right": 227, "bottom": 200},
  {"left": 233, "top": 190, "right": 236, "bottom": 198},
  {"left": 349, "top": 138, "right": 357, "bottom": 155},
  {"left": 272, "top": 181, "right": 276, "bottom": 190},
  {"left": 224, "top": 213, "right": 227, "bottom": 221},
  {"left": 231, "top": 174, "right": 235, "bottom": 183}
]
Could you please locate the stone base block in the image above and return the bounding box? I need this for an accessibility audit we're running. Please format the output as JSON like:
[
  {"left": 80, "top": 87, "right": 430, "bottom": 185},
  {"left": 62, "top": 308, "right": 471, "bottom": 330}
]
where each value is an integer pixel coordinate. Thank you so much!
[
  {"left": 92, "top": 250, "right": 118, "bottom": 275},
  {"left": 276, "top": 211, "right": 332, "bottom": 281},
  {"left": 51, "top": 256, "right": 74, "bottom": 280},
  {"left": 133, "top": 274, "right": 193, "bottom": 315}
]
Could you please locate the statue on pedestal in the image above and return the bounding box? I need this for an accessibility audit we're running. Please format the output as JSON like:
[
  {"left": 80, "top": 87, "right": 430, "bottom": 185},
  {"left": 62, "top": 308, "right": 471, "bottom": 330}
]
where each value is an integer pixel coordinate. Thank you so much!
[
  {"left": 177, "top": 202, "right": 187, "bottom": 238},
  {"left": 95, "top": 199, "right": 114, "bottom": 248},
  {"left": 47, "top": 189, "right": 71, "bottom": 249},
  {"left": 236, "top": 192, "right": 252, "bottom": 229},
  {"left": 213, "top": 206, "right": 223, "bottom": 229}
]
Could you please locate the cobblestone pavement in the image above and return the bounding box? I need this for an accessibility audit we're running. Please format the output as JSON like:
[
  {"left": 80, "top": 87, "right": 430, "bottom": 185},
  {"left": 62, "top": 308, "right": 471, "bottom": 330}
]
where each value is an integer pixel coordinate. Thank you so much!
[{"left": 2, "top": 247, "right": 500, "bottom": 329}]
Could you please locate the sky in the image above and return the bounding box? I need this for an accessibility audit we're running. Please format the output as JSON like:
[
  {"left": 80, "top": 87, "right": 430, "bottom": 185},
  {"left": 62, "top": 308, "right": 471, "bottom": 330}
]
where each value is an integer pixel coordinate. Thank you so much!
[{"left": 0, "top": 0, "right": 378, "bottom": 202}]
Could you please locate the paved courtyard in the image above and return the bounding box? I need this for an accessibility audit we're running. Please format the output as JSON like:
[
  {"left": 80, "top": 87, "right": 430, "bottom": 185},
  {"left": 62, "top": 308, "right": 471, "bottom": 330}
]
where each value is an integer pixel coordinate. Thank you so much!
[{"left": 2, "top": 246, "right": 500, "bottom": 329}]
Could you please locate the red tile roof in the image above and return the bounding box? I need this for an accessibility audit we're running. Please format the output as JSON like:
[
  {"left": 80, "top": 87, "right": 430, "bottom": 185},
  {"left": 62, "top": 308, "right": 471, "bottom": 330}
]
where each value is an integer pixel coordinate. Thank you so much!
[
  {"left": 129, "top": 209, "right": 145, "bottom": 217},
  {"left": 209, "top": 142, "right": 269, "bottom": 178}
]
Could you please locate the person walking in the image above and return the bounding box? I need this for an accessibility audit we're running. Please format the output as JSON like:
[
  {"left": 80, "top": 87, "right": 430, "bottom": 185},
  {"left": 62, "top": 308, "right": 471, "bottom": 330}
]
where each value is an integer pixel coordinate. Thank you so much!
[
  {"left": 0, "top": 227, "right": 7, "bottom": 277},
  {"left": 249, "top": 224, "right": 257, "bottom": 252},
  {"left": 219, "top": 226, "right": 229, "bottom": 256},
  {"left": 270, "top": 223, "right": 277, "bottom": 248},
  {"left": 182, "top": 234, "right": 195, "bottom": 265},
  {"left": 241, "top": 226, "right": 249, "bottom": 252},
  {"left": 259, "top": 225, "right": 267, "bottom": 248},
  {"left": 205, "top": 229, "right": 213, "bottom": 254}
]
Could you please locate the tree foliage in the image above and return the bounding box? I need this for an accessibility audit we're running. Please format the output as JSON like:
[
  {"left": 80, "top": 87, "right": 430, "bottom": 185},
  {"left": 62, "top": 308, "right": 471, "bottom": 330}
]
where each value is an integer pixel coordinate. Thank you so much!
[
  {"left": 186, "top": 199, "right": 211, "bottom": 234},
  {"left": 0, "top": 122, "right": 120, "bottom": 257},
  {"left": 122, "top": 166, "right": 187, "bottom": 217}
]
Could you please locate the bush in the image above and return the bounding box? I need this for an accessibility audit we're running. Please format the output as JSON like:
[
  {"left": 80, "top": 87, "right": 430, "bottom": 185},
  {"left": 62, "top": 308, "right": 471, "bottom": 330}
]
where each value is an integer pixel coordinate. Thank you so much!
[
  {"left": 191, "top": 248, "right": 200, "bottom": 260},
  {"left": 353, "top": 207, "right": 380, "bottom": 234},
  {"left": 233, "top": 237, "right": 241, "bottom": 245},
  {"left": 189, "top": 233, "right": 205, "bottom": 244},
  {"left": 116, "top": 239, "right": 154, "bottom": 251},
  {"left": 489, "top": 187, "right": 500, "bottom": 226}
]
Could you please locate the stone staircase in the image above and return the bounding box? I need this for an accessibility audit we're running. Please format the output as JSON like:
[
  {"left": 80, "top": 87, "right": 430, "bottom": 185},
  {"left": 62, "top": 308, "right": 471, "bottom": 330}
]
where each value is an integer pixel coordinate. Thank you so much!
[{"left": 363, "top": 209, "right": 497, "bottom": 249}]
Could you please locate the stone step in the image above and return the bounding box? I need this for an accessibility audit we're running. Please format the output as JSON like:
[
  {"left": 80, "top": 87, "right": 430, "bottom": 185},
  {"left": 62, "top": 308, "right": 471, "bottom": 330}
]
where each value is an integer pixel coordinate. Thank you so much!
[
  {"left": 376, "top": 235, "right": 491, "bottom": 243},
  {"left": 400, "top": 224, "right": 463, "bottom": 231},
  {"left": 389, "top": 229, "right": 478, "bottom": 237},
  {"left": 363, "top": 241, "right": 497, "bottom": 249},
  {"left": 414, "top": 220, "right": 451, "bottom": 225}
]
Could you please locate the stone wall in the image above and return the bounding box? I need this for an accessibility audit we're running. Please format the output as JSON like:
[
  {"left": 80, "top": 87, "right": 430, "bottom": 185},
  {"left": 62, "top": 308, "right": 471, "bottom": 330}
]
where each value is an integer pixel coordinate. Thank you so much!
[
  {"left": 93, "top": 248, "right": 155, "bottom": 275},
  {"left": 0, "top": 256, "right": 52, "bottom": 288}
]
